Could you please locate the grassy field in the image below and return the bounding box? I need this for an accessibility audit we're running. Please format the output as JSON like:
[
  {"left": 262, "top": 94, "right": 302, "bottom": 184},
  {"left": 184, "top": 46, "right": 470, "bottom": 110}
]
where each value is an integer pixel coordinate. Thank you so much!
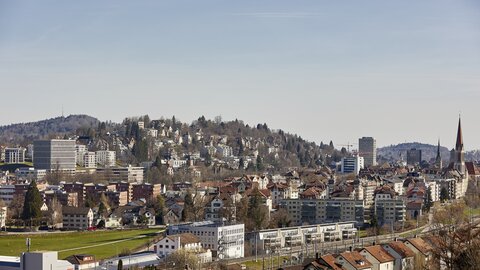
[
  {"left": 242, "top": 256, "right": 291, "bottom": 270},
  {"left": 0, "top": 228, "right": 163, "bottom": 260}
]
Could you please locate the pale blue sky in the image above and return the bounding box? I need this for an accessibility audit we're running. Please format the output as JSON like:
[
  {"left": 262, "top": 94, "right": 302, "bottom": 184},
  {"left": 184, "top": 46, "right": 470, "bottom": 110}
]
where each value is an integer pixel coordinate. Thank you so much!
[{"left": 1, "top": 0, "right": 479, "bottom": 149}]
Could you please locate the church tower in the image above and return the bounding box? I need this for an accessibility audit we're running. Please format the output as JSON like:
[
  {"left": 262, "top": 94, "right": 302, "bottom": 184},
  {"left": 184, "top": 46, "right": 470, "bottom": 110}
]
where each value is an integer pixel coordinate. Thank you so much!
[
  {"left": 453, "top": 117, "right": 466, "bottom": 175},
  {"left": 435, "top": 139, "right": 442, "bottom": 169}
]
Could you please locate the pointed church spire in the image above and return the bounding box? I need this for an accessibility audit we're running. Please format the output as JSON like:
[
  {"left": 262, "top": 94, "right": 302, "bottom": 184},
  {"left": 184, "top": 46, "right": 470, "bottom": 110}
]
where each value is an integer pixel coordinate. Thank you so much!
[
  {"left": 455, "top": 116, "right": 463, "bottom": 151},
  {"left": 435, "top": 139, "right": 442, "bottom": 169}
]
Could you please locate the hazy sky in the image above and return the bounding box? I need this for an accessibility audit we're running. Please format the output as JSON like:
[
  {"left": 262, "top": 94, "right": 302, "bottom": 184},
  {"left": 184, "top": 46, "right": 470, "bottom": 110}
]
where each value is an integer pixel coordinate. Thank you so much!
[{"left": 1, "top": 0, "right": 479, "bottom": 149}]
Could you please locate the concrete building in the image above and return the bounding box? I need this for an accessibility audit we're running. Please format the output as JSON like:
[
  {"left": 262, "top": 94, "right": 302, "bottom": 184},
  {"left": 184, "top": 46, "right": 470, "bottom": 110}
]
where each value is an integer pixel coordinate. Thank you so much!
[
  {"left": 252, "top": 222, "right": 357, "bottom": 254},
  {"left": 62, "top": 207, "right": 93, "bottom": 230},
  {"left": 374, "top": 186, "right": 406, "bottom": 226},
  {"left": 0, "top": 251, "right": 74, "bottom": 270},
  {"left": 154, "top": 233, "right": 212, "bottom": 263},
  {"left": 359, "top": 137, "right": 377, "bottom": 167},
  {"left": 75, "top": 145, "right": 87, "bottom": 166},
  {"left": 341, "top": 156, "right": 364, "bottom": 175},
  {"left": 280, "top": 199, "right": 365, "bottom": 226},
  {"left": 95, "top": 150, "right": 116, "bottom": 167},
  {"left": 34, "top": 140, "right": 76, "bottom": 172},
  {"left": 0, "top": 185, "right": 15, "bottom": 205},
  {"left": 15, "top": 167, "right": 47, "bottom": 181},
  {"left": 83, "top": 152, "right": 96, "bottom": 168},
  {"left": 4, "top": 148, "right": 25, "bottom": 164},
  {"left": 168, "top": 221, "right": 244, "bottom": 259},
  {"left": 406, "top": 148, "right": 422, "bottom": 165},
  {"left": 131, "top": 183, "right": 161, "bottom": 201},
  {"left": 96, "top": 166, "right": 144, "bottom": 183}
]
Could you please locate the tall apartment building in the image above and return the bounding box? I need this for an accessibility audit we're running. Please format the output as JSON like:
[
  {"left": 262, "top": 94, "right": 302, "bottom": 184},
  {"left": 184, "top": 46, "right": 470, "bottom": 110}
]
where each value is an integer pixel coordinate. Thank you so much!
[
  {"left": 132, "top": 183, "right": 161, "bottom": 201},
  {"left": 168, "top": 221, "right": 245, "bottom": 259},
  {"left": 280, "top": 199, "right": 365, "bottom": 226},
  {"left": 83, "top": 152, "right": 96, "bottom": 168},
  {"left": 96, "top": 150, "right": 116, "bottom": 167},
  {"left": 359, "top": 137, "right": 377, "bottom": 167},
  {"left": 406, "top": 148, "right": 422, "bottom": 165},
  {"left": 341, "top": 156, "right": 364, "bottom": 175},
  {"left": 4, "top": 148, "right": 26, "bottom": 163},
  {"left": 33, "top": 140, "right": 76, "bottom": 172}
]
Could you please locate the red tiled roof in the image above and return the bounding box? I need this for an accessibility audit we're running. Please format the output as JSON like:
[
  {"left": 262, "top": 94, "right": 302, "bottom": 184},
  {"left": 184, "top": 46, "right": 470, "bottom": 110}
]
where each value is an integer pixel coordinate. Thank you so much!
[
  {"left": 386, "top": 241, "right": 415, "bottom": 258},
  {"left": 363, "top": 245, "right": 395, "bottom": 263},
  {"left": 339, "top": 251, "right": 372, "bottom": 269}
]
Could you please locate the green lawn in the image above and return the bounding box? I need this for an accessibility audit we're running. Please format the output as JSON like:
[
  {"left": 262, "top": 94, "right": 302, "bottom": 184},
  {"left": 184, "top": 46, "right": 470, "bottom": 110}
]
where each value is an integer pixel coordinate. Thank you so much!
[
  {"left": 0, "top": 228, "right": 163, "bottom": 260},
  {"left": 464, "top": 207, "right": 480, "bottom": 217},
  {"left": 242, "top": 256, "right": 292, "bottom": 270}
]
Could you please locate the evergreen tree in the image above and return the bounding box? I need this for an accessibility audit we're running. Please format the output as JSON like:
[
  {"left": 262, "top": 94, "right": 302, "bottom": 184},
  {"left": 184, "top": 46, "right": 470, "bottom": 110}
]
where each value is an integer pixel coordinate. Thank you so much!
[
  {"left": 424, "top": 187, "right": 434, "bottom": 212},
  {"left": 22, "top": 180, "right": 43, "bottom": 227},
  {"left": 256, "top": 155, "right": 264, "bottom": 171},
  {"left": 440, "top": 187, "right": 450, "bottom": 202},
  {"left": 117, "top": 259, "right": 123, "bottom": 270},
  {"left": 182, "top": 192, "right": 194, "bottom": 221}
]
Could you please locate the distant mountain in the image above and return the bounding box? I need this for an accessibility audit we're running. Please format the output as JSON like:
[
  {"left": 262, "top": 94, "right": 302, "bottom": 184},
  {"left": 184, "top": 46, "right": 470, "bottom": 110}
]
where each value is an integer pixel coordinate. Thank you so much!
[
  {"left": 377, "top": 142, "right": 450, "bottom": 163},
  {"left": 0, "top": 115, "right": 100, "bottom": 145},
  {"left": 378, "top": 142, "right": 480, "bottom": 163}
]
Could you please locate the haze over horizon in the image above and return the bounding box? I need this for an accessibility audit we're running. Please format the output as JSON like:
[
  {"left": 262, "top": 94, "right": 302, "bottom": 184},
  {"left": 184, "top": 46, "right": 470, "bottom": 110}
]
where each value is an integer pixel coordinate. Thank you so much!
[{"left": 1, "top": 1, "right": 479, "bottom": 149}]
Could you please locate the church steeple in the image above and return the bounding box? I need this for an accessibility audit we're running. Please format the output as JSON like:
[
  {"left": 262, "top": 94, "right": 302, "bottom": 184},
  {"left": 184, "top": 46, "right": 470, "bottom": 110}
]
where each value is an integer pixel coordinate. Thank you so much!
[
  {"left": 453, "top": 116, "right": 466, "bottom": 175},
  {"left": 435, "top": 139, "right": 442, "bottom": 169},
  {"left": 456, "top": 117, "right": 463, "bottom": 151}
]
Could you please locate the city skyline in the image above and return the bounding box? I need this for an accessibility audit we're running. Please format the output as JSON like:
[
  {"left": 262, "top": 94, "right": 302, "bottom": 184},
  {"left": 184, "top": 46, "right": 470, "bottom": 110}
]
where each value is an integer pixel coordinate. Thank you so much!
[{"left": 1, "top": 0, "right": 479, "bottom": 149}]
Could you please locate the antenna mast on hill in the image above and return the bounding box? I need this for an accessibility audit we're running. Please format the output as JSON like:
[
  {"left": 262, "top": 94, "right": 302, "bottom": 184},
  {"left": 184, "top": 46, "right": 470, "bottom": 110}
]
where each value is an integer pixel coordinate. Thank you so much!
[{"left": 62, "top": 105, "right": 64, "bottom": 118}]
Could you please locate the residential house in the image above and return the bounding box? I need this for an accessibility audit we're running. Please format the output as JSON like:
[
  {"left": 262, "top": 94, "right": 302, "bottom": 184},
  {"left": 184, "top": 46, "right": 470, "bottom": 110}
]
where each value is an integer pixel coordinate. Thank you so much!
[
  {"left": 65, "top": 254, "right": 98, "bottom": 270},
  {"left": 154, "top": 233, "right": 212, "bottom": 263},
  {"left": 403, "top": 237, "right": 432, "bottom": 268},
  {"left": 360, "top": 246, "right": 395, "bottom": 270},
  {"left": 304, "top": 254, "right": 343, "bottom": 270},
  {"left": 336, "top": 251, "right": 373, "bottom": 270},
  {"left": 62, "top": 207, "right": 94, "bottom": 230},
  {"left": 381, "top": 241, "right": 415, "bottom": 270}
]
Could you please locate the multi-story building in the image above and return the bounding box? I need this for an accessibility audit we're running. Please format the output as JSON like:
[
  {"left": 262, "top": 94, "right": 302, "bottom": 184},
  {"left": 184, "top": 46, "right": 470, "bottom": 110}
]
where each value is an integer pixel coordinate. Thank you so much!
[
  {"left": 95, "top": 150, "right": 116, "bottom": 167},
  {"left": 359, "top": 137, "right": 377, "bottom": 167},
  {"left": 341, "top": 156, "right": 364, "bottom": 175},
  {"left": 280, "top": 199, "right": 365, "bottom": 226},
  {"left": 167, "top": 221, "right": 244, "bottom": 259},
  {"left": 75, "top": 144, "right": 87, "bottom": 166},
  {"left": 34, "top": 140, "right": 76, "bottom": 172},
  {"left": 131, "top": 183, "right": 161, "bottom": 201},
  {"left": 4, "top": 148, "right": 26, "bottom": 163},
  {"left": 96, "top": 166, "right": 144, "bottom": 183},
  {"left": 406, "top": 148, "right": 422, "bottom": 165},
  {"left": 251, "top": 222, "right": 357, "bottom": 254},
  {"left": 109, "top": 181, "right": 133, "bottom": 203},
  {"left": 62, "top": 206, "right": 93, "bottom": 230},
  {"left": 83, "top": 152, "right": 96, "bottom": 168},
  {"left": 0, "top": 185, "right": 15, "bottom": 205},
  {"left": 63, "top": 182, "right": 85, "bottom": 206},
  {"left": 154, "top": 233, "right": 212, "bottom": 263},
  {"left": 216, "top": 144, "right": 233, "bottom": 157},
  {"left": 15, "top": 167, "right": 47, "bottom": 181},
  {"left": 373, "top": 186, "right": 406, "bottom": 226}
]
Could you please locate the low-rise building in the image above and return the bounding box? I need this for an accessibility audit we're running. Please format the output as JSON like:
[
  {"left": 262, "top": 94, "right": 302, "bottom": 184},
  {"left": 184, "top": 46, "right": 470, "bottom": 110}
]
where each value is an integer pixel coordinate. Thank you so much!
[
  {"left": 154, "top": 233, "right": 212, "bottom": 263},
  {"left": 381, "top": 241, "right": 415, "bottom": 270},
  {"left": 167, "top": 221, "right": 244, "bottom": 259},
  {"left": 62, "top": 207, "right": 94, "bottom": 230},
  {"left": 0, "top": 251, "right": 74, "bottom": 270},
  {"left": 4, "top": 148, "right": 25, "bottom": 164},
  {"left": 360, "top": 245, "right": 395, "bottom": 270}
]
